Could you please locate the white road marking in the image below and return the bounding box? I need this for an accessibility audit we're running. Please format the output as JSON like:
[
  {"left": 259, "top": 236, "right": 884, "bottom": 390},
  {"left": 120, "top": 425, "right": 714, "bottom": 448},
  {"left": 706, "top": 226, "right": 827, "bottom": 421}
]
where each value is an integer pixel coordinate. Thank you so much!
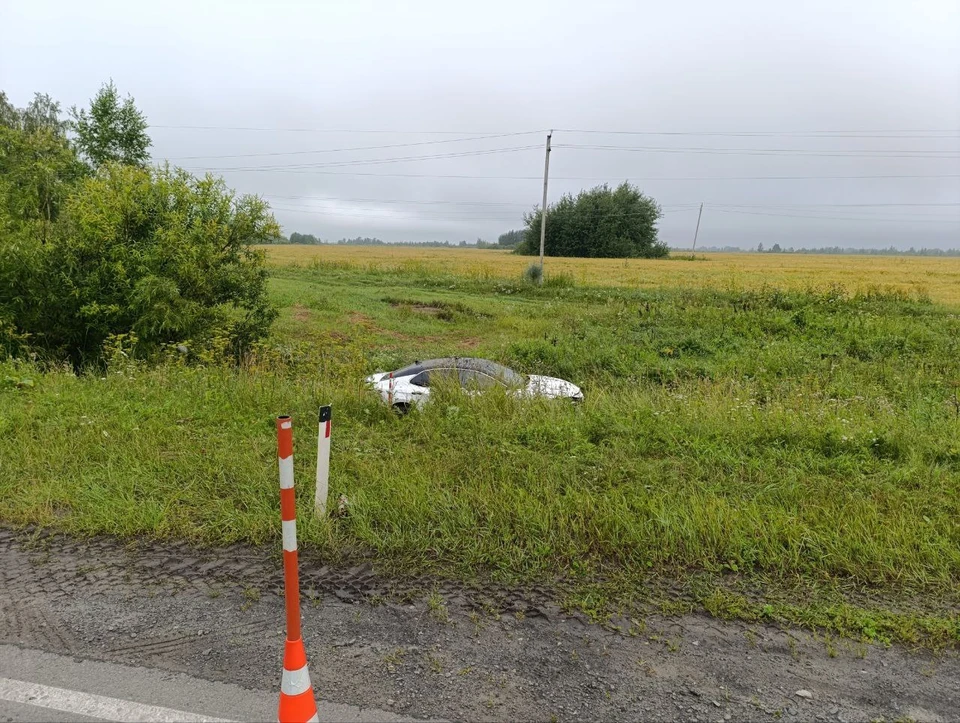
[{"left": 0, "top": 677, "right": 232, "bottom": 722}]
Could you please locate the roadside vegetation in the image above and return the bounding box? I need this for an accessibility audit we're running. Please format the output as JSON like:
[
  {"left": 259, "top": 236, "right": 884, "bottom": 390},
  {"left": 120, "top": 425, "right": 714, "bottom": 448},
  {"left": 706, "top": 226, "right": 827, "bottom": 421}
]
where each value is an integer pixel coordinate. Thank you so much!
[
  {"left": 2, "top": 261, "right": 958, "bottom": 646},
  {"left": 2, "top": 83, "right": 958, "bottom": 648},
  {"left": 0, "top": 85, "right": 276, "bottom": 366}
]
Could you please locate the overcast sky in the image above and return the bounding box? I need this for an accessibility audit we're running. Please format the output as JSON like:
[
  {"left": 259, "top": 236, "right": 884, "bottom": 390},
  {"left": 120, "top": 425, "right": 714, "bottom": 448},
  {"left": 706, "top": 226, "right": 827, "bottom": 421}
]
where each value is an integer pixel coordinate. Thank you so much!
[{"left": 2, "top": 0, "right": 958, "bottom": 248}]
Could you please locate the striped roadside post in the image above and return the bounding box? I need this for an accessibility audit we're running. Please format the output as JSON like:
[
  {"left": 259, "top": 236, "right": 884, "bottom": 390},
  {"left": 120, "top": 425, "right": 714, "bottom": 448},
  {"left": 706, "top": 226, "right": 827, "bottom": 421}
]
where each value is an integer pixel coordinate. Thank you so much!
[
  {"left": 275, "top": 416, "right": 319, "bottom": 723},
  {"left": 387, "top": 372, "right": 394, "bottom": 406},
  {"left": 314, "top": 405, "right": 331, "bottom": 517}
]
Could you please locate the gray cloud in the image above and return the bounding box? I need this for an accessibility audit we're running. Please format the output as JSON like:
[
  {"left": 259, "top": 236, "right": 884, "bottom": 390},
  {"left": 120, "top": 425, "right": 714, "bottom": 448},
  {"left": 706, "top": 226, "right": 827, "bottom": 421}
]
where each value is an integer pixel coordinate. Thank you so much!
[{"left": 2, "top": 0, "right": 958, "bottom": 247}]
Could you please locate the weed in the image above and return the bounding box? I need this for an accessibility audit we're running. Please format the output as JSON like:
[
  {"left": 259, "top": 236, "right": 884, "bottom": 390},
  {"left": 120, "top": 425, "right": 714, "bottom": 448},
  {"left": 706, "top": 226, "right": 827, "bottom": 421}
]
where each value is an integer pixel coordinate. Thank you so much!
[
  {"left": 523, "top": 263, "right": 543, "bottom": 284},
  {"left": 240, "top": 586, "right": 260, "bottom": 611},
  {"left": 787, "top": 637, "right": 800, "bottom": 661},
  {"left": 468, "top": 611, "right": 486, "bottom": 636},
  {"left": 823, "top": 633, "right": 838, "bottom": 658},
  {"left": 383, "top": 648, "right": 406, "bottom": 668},
  {"left": 427, "top": 592, "right": 449, "bottom": 623},
  {"left": 242, "top": 587, "right": 260, "bottom": 602}
]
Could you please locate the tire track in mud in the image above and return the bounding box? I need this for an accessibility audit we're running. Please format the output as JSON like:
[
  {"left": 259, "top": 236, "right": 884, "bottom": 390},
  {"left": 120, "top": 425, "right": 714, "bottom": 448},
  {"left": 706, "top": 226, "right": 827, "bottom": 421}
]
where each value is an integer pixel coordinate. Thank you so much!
[
  {"left": 105, "top": 619, "right": 275, "bottom": 658},
  {"left": 0, "top": 527, "right": 560, "bottom": 625},
  {"left": 2, "top": 528, "right": 957, "bottom": 722},
  {"left": 0, "top": 602, "right": 79, "bottom": 654}
]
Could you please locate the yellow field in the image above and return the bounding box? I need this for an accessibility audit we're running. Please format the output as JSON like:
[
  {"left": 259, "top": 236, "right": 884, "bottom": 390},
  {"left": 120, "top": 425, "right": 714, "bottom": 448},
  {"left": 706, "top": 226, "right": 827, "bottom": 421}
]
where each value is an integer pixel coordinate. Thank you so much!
[{"left": 261, "top": 245, "right": 960, "bottom": 306}]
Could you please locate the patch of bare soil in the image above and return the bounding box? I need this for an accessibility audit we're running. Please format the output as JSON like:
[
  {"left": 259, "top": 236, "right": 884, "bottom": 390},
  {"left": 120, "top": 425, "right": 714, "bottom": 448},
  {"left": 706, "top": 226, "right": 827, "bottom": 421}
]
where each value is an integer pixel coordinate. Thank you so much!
[
  {"left": 292, "top": 304, "right": 311, "bottom": 322},
  {"left": 1, "top": 529, "right": 955, "bottom": 722}
]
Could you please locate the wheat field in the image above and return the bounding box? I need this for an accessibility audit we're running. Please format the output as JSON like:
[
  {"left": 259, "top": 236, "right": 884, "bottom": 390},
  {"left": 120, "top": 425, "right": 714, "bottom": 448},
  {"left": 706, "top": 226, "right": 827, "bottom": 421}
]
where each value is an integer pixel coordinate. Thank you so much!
[{"left": 261, "top": 245, "right": 960, "bottom": 305}]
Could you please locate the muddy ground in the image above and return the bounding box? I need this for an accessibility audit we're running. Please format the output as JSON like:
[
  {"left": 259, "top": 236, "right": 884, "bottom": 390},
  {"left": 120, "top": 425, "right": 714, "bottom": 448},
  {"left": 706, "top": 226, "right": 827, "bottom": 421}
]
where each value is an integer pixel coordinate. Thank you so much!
[{"left": 0, "top": 529, "right": 956, "bottom": 722}]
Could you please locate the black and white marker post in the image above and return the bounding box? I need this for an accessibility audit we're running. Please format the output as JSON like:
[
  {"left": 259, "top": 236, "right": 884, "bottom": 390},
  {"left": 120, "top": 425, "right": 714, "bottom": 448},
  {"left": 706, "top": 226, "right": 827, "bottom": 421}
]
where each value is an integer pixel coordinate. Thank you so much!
[{"left": 315, "top": 405, "right": 332, "bottom": 516}]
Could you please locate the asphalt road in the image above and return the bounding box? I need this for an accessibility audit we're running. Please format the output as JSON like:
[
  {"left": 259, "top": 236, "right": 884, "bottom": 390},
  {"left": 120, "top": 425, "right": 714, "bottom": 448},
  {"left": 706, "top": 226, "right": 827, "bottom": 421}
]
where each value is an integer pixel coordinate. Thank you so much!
[{"left": 0, "top": 644, "right": 408, "bottom": 722}]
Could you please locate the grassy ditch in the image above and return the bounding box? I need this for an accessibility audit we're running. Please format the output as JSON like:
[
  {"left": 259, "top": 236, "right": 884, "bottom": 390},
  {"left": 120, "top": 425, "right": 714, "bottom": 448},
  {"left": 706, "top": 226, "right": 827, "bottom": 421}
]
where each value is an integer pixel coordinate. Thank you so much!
[{"left": 2, "top": 265, "right": 959, "bottom": 645}]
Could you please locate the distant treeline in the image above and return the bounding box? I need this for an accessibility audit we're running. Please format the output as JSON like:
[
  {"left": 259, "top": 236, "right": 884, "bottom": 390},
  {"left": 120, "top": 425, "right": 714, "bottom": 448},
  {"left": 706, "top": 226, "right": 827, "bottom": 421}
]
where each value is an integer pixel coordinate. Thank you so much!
[
  {"left": 282, "top": 232, "right": 499, "bottom": 248},
  {"left": 686, "top": 245, "right": 960, "bottom": 257},
  {"left": 498, "top": 229, "right": 525, "bottom": 247}
]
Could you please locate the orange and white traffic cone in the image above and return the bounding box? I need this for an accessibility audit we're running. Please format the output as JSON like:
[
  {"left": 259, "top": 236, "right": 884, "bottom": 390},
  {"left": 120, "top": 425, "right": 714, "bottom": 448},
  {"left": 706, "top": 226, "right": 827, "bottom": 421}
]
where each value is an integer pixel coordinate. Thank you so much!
[
  {"left": 276, "top": 415, "right": 319, "bottom": 723},
  {"left": 279, "top": 637, "right": 318, "bottom": 723}
]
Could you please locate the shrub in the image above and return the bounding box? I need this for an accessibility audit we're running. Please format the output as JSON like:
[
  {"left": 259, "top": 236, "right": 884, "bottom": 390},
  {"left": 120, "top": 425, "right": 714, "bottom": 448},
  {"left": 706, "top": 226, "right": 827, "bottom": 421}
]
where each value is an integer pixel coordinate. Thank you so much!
[
  {"left": 524, "top": 263, "right": 543, "bottom": 284},
  {"left": 0, "top": 163, "right": 279, "bottom": 366},
  {"left": 517, "top": 182, "right": 666, "bottom": 259}
]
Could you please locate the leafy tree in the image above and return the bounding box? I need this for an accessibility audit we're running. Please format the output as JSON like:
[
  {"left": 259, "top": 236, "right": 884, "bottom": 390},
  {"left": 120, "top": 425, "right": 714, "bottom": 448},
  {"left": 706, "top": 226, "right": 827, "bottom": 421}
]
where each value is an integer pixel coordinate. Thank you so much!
[
  {"left": 1, "top": 163, "right": 278, "bottom": 365},
  {"left": 497, "top": 229, "right": 525, "bottom": 247},
  {"left": 516, "top": 183, "right": 666, "bottom": 258},
  {"left": 0, "top": 92, "right": 16, "bottom": 127},
  {"left": 0, "top": 92, "right": 86, "bottom": 240},
  {"left": 70, "top": 81, "right": 151, "bottom": 169},
  {"left": 289, "top": 231, "right": 320, "bottom": 244}
]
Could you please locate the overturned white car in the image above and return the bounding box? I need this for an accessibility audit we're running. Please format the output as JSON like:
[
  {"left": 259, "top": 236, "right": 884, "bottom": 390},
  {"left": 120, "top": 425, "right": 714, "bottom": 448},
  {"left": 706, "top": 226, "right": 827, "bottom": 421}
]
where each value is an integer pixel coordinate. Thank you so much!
[{"left": 366, "top": 357, "right": 583, "bottom": 411}]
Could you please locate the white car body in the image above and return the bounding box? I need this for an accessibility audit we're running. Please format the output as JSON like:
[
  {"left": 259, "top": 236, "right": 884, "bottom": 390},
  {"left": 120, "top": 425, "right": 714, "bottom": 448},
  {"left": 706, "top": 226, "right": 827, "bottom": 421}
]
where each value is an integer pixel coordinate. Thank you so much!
[{"left": 365, "top": 358, "right": 583, "bottom": 409}]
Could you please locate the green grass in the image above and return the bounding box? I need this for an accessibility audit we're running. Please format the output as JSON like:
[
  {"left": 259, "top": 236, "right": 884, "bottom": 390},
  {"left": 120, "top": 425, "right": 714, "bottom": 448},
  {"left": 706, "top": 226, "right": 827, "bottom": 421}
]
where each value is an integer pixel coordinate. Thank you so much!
[{"left": 2, "top": 263, "right": 959, "bottom": 645}]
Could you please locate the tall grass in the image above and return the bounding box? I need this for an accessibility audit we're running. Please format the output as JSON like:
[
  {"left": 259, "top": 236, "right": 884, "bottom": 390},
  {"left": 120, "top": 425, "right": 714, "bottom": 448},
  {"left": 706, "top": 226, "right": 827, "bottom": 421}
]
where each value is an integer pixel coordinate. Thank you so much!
[{"left": 2, "top": 264, "right": 959, "bottom": 641}]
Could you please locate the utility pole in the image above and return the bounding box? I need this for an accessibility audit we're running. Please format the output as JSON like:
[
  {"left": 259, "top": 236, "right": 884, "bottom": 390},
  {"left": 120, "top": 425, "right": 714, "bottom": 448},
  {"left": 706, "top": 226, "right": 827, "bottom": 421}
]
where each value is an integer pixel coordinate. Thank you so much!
[
  {"left": 538, "top": 130, "right": 552, "bottom": 283},
  {"left": 692, "top": 202, "right": 704, "bottom": 253}
]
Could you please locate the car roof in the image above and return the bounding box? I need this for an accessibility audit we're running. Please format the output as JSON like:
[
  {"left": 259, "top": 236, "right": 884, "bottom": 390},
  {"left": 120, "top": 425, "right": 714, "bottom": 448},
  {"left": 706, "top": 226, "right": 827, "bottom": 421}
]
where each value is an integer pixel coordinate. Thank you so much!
[{"left": 392, "top": 357, "right": 523, "bottom": 383}]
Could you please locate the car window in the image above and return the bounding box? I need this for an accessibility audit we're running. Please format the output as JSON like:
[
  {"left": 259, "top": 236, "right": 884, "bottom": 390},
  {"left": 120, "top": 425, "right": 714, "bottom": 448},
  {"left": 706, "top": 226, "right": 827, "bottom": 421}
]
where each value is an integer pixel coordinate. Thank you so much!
[
  {"left": 459, "top": 369, "right": 504, "bottom": 390},
  {"left": 430, "top": 368, "right": 460, "bottom": 386},
  {"left": 410, "top": 368, "right": 459, "bottom": 388},
  {"left": 473, "top": 361, "right": 524, "bottom": 386}
]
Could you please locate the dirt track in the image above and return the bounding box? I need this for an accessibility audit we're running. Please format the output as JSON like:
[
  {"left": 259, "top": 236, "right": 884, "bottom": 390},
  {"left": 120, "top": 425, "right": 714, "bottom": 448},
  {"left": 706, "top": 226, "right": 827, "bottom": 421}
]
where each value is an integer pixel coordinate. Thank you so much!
[{"left": 0, "top": 528, "right": 956, "bottom": 722}]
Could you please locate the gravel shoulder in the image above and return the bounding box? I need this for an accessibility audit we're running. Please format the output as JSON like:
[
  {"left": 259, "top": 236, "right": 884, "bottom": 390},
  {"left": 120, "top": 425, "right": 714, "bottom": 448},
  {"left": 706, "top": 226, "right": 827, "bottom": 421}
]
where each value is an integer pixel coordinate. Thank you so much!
[{"left": 0, "top": 529, "right": 956, "bottom": 722}]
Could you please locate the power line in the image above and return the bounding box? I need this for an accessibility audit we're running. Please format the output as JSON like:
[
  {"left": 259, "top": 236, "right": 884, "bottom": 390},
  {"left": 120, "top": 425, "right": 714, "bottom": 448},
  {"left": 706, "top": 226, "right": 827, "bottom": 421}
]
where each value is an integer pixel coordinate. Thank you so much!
[
  {"left": 556, "top": 143, "right": 960, "bottom": 159},
  {"left": 555, "top": 128, "right": 960, "bottom": 139},
  {"left": 263, "top": 194, "right": 532, "bottom": 208},
  {"left": 206, "top": 168, "right": 960, "bottom": 181},
  {"left": 711, "top": 202, "right": 960, "bottom": 208},
  {"left": 149, "top": 123, "right": 959, "bottom": 137},
  {"left": 185, "top": 144, "right": 542, "bottom": 172},
  {"left": 262, "top": 194, "right": 959, "bottom": 210},
  {"left": 267, "top": 201, "right": 954, "bottom": 225},
  {"left": 149, "top": 124, "right": 546, "bottom": 134},
  {"left": 268, "top": 204, "right": 701, "bottom": 221},
  {"left": 160, "top": 131, "right": 542, "bottom": 161},
  {"left": 709, "top": 207, "right": 960, "bottom": 224},
  {"left": 166, "top": 137, "right": 960, "bottom": 165}
]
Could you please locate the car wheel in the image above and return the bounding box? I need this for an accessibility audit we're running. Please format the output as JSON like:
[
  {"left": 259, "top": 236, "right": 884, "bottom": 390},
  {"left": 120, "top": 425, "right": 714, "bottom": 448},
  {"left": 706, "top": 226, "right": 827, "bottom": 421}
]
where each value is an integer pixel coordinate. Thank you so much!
[{"left": 392, "top": 402, "right": 411, "bottom": 415}]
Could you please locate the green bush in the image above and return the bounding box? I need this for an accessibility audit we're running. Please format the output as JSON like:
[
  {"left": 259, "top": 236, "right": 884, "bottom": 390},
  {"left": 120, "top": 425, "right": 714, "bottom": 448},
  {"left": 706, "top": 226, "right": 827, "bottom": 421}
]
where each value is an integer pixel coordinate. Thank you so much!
[
  {"left": 0, "top": 163, "right": 279, "bottom": 366},
  {"left": 523, "top": 263, "right": 543, "bottom": 284},
  {"left": 517, "top": 182, "right": 666, "bottom": 259}
]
